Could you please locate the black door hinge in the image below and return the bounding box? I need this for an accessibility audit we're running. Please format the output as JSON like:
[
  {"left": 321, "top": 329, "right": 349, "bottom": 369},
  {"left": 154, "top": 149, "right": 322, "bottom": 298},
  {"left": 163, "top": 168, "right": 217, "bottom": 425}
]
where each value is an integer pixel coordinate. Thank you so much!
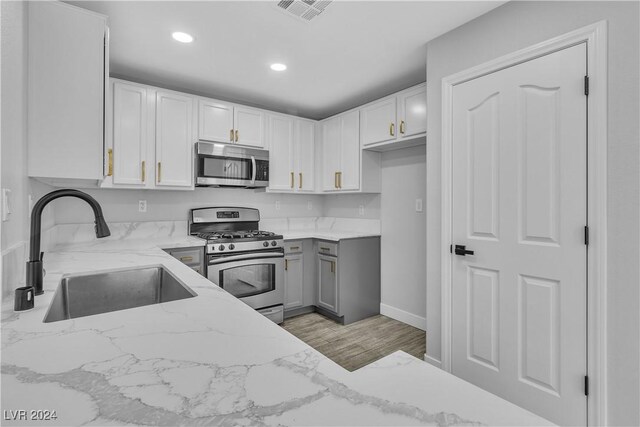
[
  {"left": 584, "top": 226, "right": 590, "bottom": 246},
  {"left": 450, "top": 244, "right": 453, "bottom": 254},
  {"left": 584, "top": 375, "right": 590, "bottom": 396},
  {"left": 584, "top": 76, "right": 590, "bottom": 96}
]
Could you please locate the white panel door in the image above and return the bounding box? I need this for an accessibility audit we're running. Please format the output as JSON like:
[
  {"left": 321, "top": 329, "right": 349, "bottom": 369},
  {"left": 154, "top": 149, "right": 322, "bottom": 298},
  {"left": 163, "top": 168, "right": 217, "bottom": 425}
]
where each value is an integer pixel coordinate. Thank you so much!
[
  {"left": 284, "top": 254, "right": 304, "bottom": 310},
  {"left": 339, "top": 110, "right": 360, "bottom": 191},
  {"left": 360, "top": 97, "right": 397, "bottom": 146},
  {"left": 295, "top": 119, "right": 315, "bottom": 192},
  {"left": 451, "top": 44, "right": 587, "bottom": 426},
  {"left": 398, "top": 85, "right": 427, "bottom": 138},
  {"left": 234, "top": 106, "right": 264, "bottom": 147},
  {"left": 198, "top": 99, "right": 234, "bottom": 143},
  {"left": 112, "top": 82, "right": 147, "bottom": 186},
  {"left": 267, "top": 114, "right": 294, "bottom": 191},
  {"left": 321, "top": 117, "right": 341, "bottom": 191},
  {"left": 155, "top": 91, "right": 193, "bottom": 187}
]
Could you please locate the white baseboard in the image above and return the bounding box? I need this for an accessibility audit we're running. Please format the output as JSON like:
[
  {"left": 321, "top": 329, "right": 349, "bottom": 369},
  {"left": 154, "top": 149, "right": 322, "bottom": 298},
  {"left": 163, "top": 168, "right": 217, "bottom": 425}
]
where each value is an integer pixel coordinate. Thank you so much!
[
  {"left": 380, "top": 303, "right": 426, "bottom": 331},
  {"left": 424, "top": 354, "right": 442, "bottom": 369}
]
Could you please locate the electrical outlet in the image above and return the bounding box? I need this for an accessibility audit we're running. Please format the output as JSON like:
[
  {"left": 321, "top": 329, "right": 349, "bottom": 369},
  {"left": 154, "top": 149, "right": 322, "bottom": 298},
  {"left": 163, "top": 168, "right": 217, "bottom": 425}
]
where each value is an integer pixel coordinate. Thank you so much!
[
  {"left": 307, "top": 201, "right": 312, "bottom": 210},
  {"left": 275, "top": 201, "right": 281, "bottom": 210},
  {"left": 415, "top": 198, "right": 423, "bottom": 212},
  {"left": 138, "top": 200, "right": 147, "bottom": 213},
  {"left": 358, "top": 205, "right": 365, "bottom": 216},
  {"left": 2, "top": 188, "right": 11, "bottom": 221}
]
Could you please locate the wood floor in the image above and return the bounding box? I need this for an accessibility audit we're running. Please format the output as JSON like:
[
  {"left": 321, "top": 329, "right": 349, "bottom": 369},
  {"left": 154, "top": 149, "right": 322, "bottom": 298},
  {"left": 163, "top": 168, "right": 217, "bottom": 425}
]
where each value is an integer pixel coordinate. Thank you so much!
[{"left": 281, "top": 312, "right": 426, "bottom": 371}]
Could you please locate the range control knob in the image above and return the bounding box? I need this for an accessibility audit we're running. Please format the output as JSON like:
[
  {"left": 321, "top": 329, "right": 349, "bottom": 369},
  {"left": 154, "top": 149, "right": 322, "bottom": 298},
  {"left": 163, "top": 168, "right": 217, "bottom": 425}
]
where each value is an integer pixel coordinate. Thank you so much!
[
  {"left": 218, "top": 245, "right": 225, "bottom": 251},
  {"left": 263, "top": 241, "right": 269, "bottom": 247},
  {"left": 229, "top": 244, "right": 235, "bottom": 250},
  {"left": 271, "top": 241, "right": 277, "bottom": 246}
]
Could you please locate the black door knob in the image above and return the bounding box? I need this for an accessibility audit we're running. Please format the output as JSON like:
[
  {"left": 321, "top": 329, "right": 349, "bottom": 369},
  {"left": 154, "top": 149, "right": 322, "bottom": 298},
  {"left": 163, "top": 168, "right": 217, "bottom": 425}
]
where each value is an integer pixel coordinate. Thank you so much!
[{"left": 454, "top": 245, "right": 475, "bottom": 256}]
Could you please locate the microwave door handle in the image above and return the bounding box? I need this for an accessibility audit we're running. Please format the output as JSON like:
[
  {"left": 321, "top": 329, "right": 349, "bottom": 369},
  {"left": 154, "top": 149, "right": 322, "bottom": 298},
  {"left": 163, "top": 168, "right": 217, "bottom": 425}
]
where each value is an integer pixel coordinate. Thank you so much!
[
  {"left": 209, "top": 252, "right": 283, "bottom": 265},
  {"left": 251, "top": 156, "right": 256, "bottom": 185}
]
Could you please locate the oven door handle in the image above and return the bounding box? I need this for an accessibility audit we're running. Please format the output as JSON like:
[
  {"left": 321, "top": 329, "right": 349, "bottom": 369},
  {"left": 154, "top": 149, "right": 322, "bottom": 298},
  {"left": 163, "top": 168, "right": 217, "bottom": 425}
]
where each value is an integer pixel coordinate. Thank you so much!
[
  {"left": 250, "top": 155, "right": 256, "bottom": 186},
  {"left": 208, "top": 252, "right": 283, "bottom": 265}
]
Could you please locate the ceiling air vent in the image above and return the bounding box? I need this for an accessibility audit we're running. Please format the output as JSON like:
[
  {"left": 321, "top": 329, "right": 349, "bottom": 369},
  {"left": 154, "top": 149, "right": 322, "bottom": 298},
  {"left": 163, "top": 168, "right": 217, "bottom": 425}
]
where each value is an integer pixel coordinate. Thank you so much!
[{"left": 276, "top": 0, "right": 332, "bottom": 22}]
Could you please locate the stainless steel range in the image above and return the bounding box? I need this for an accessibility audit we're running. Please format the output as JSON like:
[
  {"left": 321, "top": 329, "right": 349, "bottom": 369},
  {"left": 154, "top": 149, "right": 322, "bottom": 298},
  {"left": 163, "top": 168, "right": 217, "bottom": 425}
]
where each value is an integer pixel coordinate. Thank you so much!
[{"left": 189, "top": 207, "right": 284, "bottom": 323}]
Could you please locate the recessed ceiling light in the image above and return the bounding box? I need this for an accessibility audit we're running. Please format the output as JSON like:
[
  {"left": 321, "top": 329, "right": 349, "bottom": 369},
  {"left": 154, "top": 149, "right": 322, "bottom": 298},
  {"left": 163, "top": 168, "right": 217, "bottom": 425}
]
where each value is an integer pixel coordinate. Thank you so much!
[
  {"left": 172, "top": 32, "right": 194, "bottom": 43},
  {"left": 270, "top": 63, "right": 287, "bottom": 71}
]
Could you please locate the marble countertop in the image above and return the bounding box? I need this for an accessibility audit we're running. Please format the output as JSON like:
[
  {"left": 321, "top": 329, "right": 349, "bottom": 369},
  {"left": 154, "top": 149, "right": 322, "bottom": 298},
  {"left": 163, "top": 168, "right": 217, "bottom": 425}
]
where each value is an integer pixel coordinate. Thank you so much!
[{"left": 1, "top": 235, "right": 552, "bottom": 426}]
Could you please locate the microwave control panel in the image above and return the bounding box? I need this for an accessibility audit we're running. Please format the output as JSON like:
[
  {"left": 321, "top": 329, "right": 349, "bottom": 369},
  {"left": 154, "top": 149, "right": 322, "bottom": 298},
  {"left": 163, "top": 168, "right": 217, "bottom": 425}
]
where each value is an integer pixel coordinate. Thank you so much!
[{"left": 255, "top": 160, "right": 269, "bottom": 181}]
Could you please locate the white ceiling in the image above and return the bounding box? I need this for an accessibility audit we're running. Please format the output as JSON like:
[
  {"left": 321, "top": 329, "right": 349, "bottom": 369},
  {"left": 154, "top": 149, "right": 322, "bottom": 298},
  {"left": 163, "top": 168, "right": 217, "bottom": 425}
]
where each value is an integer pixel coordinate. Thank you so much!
[{"left": 68, "top": 1, "right": 505, "bottom": 119}]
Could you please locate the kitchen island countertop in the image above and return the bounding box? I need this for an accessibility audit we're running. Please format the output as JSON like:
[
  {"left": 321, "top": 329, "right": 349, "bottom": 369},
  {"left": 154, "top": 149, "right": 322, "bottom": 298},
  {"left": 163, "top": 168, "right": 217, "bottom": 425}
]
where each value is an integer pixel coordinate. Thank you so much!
[{"left": 1, "top": 235, "right": 552, "bottom": 426}]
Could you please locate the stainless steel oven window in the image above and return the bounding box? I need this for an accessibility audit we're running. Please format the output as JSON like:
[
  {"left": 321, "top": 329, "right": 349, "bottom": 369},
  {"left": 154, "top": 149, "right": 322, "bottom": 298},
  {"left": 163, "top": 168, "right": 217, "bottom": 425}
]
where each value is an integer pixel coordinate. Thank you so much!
[{"left": 219, "top": 263, "right": 275, "bottom": 298}]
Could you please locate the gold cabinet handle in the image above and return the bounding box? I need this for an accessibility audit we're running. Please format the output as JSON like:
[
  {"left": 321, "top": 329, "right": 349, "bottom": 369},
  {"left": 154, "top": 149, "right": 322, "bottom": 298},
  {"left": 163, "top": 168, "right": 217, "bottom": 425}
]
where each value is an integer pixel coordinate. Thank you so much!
[
  {"left": 320, "top": 247, "right": 330, "bottom": 252},
  {"left": 290, "top": 172, "right": 294, "bottom": 189},
  {"left": 179, "top": 256, "right": 193, "bottom": 262},
  {"left": 157, "top": 162, "right": 162, "bottom": 183},
  {"left": 334, "top": 172, "right": 338, "bottom": 189},
  {"left": 330, "top": 261, "right": 335, "bottom": 273},
  {"left": 230, "top": 129, "right": 234, "bottom": 142},
  {"left": 285, "top": 259, "right": 288, "bottom": 271},
  {"left": 299, "top": 173, "right": 302, "bottom": 189},
  {"left": 390, "top": 122, "right": 395, "bottom": 136},
  {"left": 400, "top": 120, "right": 405, "bottom": 134},
  {"left": 107, "top": 149, "right": 113, "bottom": 176},
  {"left": 235, "top": 129, "right": 239, "bottom": 142},
  {"left": 289, "top": 246, "right": 300, "bottom": 251},
  {"left": 141, "top": 160, "right": 146, "bottom": 182},
  {"left": 338, "top": 171, "right": 342, "bottom": 189}
]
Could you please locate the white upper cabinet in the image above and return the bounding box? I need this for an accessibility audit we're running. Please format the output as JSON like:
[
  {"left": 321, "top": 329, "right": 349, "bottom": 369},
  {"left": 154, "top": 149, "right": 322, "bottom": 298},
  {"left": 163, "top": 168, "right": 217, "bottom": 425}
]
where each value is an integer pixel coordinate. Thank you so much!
[
  {"left": 198, "top": 101, "right": 264, "bottom": 148},
  {"left": 267, "top": 115, "right": 315, "bottom": 192},
  {"left": 112, "top": 81, "right": 148, "bottom": 186},
  {"left": 339, "top": 111, "right": 360, "bottom": 191},
  {"left": 359, "top": 83, "right": 426, "bottom": 151},
  {"left": 267, "top": 114, "right": 295, "bottom": 191},
  {"left": 397, "top": 85, "right": 427, "bottom": 138},
  {"left": 234, "top": 106, "right": 264, "bottom": 147},
  {"left": 321, "top": 116, "right": 342, "bottom": 192},
  {"left": 155, "top": 91, "right": 194, "bottom": 188},
  {"left": 198, "top": 100, "right": 234, "bottom": 143},
  {"left": 360, "top": 97, "right": 397, "bottom": 146},
  {"left": 295, "top": 120, "right": 315, "bottom": 192},
  {"left": 28, "top": 1, "right": 108, "bottom": 182}
]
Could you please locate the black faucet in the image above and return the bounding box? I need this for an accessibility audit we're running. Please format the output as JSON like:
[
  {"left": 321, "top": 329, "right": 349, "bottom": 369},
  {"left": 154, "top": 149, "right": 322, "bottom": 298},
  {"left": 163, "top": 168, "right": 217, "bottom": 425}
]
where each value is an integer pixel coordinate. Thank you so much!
[{"left": 26, "top": 189, "right": 111, "bottom": 295}]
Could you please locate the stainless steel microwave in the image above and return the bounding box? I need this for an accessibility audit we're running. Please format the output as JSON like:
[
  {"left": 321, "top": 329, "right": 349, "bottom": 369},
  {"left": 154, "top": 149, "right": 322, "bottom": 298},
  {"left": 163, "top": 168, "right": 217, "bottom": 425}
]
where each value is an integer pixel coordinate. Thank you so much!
[{"left": 195, "top": 141, "right": 269, "bottom": 188}]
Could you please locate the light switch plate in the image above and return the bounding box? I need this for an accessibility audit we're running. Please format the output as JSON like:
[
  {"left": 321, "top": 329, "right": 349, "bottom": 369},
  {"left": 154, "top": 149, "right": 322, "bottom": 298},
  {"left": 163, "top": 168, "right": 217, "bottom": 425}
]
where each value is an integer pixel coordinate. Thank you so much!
[
  {"left": 275, "top": 201, "right": 281, "bottom": 211},
  {"left": 415, "top": 198, "right": 423, "bottom": 212},
  {"left": 138, "top": 200, "right": 147, "bottom": 213},
  {"left": 307, "top": 201, "right": 312, "bottom": 210},
  {"left": 2, "top": 188, "right": 12, "bottom": 221},
  {"left": 358, "top": 205, "right": 365, "bottom": 216}
]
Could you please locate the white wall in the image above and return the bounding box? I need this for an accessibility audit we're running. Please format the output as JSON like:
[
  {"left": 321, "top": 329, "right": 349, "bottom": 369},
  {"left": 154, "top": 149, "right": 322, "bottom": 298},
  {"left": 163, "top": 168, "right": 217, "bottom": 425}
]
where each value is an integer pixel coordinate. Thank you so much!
[
  {"left": 379, "top": 145, "right": 426, "bottom": 328},
  {"left": 424, "top": 2, "right": 639, "bottom": 425},
  {"left": 322, "top": 193, "right": 380, "bottom": 219}
]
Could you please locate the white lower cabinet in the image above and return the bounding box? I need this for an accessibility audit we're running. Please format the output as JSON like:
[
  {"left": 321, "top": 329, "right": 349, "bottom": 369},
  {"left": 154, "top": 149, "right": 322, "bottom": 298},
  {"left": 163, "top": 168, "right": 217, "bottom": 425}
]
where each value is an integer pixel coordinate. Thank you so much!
[{"left": 103, "top": 79, "right": 194, "bottom": 190}]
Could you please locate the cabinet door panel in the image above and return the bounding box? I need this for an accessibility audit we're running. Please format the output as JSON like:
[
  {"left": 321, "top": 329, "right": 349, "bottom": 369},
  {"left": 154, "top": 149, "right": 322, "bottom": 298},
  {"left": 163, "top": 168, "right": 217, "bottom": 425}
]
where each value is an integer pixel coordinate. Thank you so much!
[
  {"left": 321, "top": 117, "right": 341, "bottom": 191},
  {"left": 339, "top": 110, "right": 360, "bottom": 191},
  {"left": 295, "top": 119, "right": 315, "bottom": 192},
  {"left": 234, "top": 106, "right": 264, "bottom": 147},
  {"left": 28, "top": 1, "right": 106, "bottom": 180},
  {"left": 112, "top": 82, "right": 147, "bottom": 185},
  {"left": 284, "top": 254, "right": 304, "bottom": 310},
  {"left": 398, "top": 86, "right": 427, "bottom": 138},
  {"left": 360, "top": 97, "right": 396, "bottom": 146},
  {"left": 155, "top": 91, "right": 193, "bottom": 187},
  {"left": 199, "top": 99, "right": 234, "bottom": 143},
  {"left": 267, "top": 115, "right": 294, "bottom": 191},
  {"left": 317, "top": 254, "right": 338, "bottom": 313}
]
